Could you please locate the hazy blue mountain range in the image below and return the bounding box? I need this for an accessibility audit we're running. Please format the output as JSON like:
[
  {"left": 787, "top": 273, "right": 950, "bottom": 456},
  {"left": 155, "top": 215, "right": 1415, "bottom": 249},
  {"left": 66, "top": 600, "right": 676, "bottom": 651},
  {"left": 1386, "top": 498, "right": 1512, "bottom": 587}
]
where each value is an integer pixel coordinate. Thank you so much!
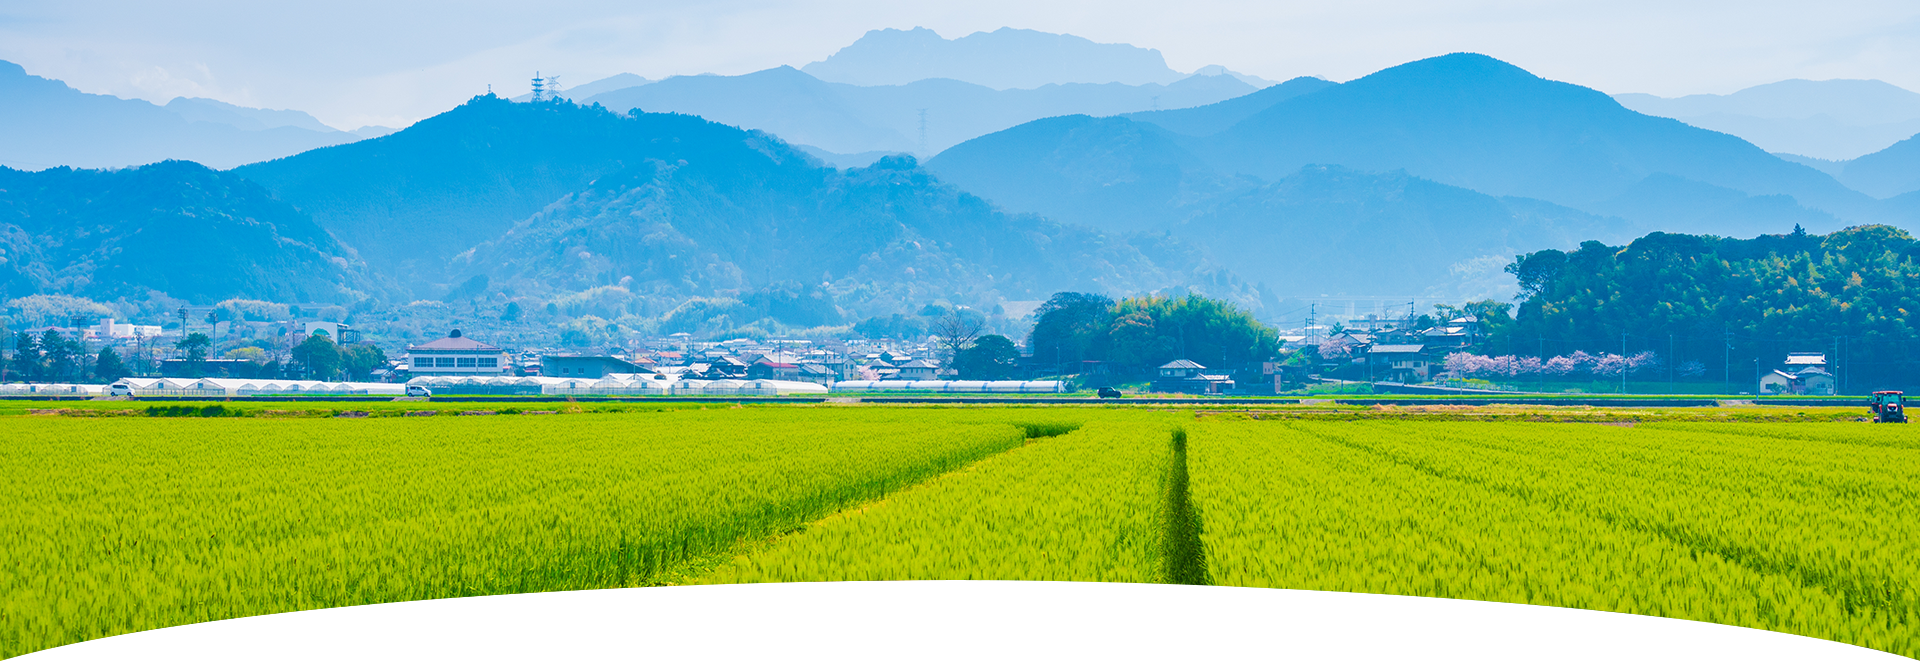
[
  {"left": 926, "top": 115, "right": 1251, "bottom": 232},
  {"left": 1193, "top": 54, "right": 1876, "bottom": 227},
  {"left": 235, "top": 97, "right": 705, "bottom": 287},
  {"left": 230, "top": 96, "right": 1249, "bottom": 313},
  {"left": 0, "top": 60, "right": 357, "bottom": 170},
  {"left": 801, "top": 27, "right": 1189, "bottom": 89},
  {"left": 509, "top": 72, "right": 652, "bottom": 102},
  {"left": 928, "top": 54, "right": 1859, "bottom": 240},
  {"left": 1838, "top": 134, "right": 1920, "bottom": 199},
  {"left": 583, "top": 65, "right": 1257, "bottom": 155},
  {"left": 163, "top": 97, "right": 337, "bottom": 133},
  {"left": 1176, "top": 166, "right": 1637, "bottom": 299},
  {"left": 1615, "top": 79, "right": 1920, "bottom": 161},
  {"left": 1122, "top": 76, "right": 1337, "bottom": 137},
  {"left": 0, "top": 161, "right": 384, "bottom": 305},
  {"left": 459, "top": 148, "right": 1245, "bottom": 319}
]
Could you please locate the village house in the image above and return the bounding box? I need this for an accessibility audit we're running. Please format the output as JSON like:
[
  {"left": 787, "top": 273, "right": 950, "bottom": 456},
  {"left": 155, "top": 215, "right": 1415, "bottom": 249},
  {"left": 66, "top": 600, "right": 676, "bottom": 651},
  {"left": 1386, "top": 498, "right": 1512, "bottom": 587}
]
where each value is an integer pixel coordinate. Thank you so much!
[
  {"left": 1153, "top": 359, "right": 1235, "bottom": 395},
  {"left": 1369, "top": 344, "right": 1431, "bottom": 382}
]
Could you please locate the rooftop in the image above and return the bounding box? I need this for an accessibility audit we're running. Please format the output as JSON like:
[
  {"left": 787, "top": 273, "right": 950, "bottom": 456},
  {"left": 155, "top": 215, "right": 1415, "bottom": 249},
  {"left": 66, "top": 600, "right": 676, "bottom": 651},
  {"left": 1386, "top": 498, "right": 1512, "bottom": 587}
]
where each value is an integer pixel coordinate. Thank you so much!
[{"left": 409, "top": 330, "right": 501, "bottom": 352}]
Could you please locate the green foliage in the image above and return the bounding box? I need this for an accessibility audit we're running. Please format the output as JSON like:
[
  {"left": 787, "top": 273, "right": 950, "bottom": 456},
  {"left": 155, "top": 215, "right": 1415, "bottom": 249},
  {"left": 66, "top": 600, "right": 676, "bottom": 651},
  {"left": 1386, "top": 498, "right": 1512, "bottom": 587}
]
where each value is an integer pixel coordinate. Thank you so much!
[
  {"left": 954, "top": 334, "right": 1021, "bottom": 380},
  {"left": 93, "top": 347, "right": 129, "bottom": 382},
  {"left": 1028, "top": 292, "right": 1280, "bottom": 376},
  {"left": 0, "top": 162, "right": 385, "bottom": 304},
  {"left": 1104, "top": 294, "right": 1281, "bottom": 372},
  {"left": 37, "top": 330, "right": 82, "bottom": 382},
  {"left": 173, "top": 332, "right": 211, "bottom": 376},
  {"left": 852, "top": 313, "right": 927, "bottom": 340},
  {"left": 292, "top": 333, "right": 340, "bottom": 380},
  {"left": 339, "top": 344, "right": 387, "bottom": 381},
  {"left": 1027, "top": 292, "right": 1114, "bottom": 367},
  {"left": 1499, "top": 226, "right": 1920, "bottom": 384},
  {"left": 143, "top": 405, "right": 239, "bottom": 418}
]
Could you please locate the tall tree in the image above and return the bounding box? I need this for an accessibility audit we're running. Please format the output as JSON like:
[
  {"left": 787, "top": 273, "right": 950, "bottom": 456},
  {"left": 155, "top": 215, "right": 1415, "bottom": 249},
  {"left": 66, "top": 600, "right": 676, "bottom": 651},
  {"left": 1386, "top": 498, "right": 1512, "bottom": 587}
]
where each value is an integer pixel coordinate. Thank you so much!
[
  {"left": 339, "top": 344, "right": 388, "bottom": 381},
  {"left": 175, "top": 332, "right": 212, "bottom": 377},
  {"left": 40, "top": 330, "right": 76, "bottom": 382},
  {"left": 6, "top": 331, "right": 35, "bottom": 381},
  {"left": 1027, "top": 292, "right": 1114, "bottom": 370},
  {"left": 93, "top": 347, "right": 130, "bottom": 383},
  {"left": 932, "top": 309, "right": 986, "bottom": 370},
  {"left": 293, "top": 334, "right": 341, "bottom": 380},
  {"left": 954, "top": 334, "right": 1022, "bottom": 380}
]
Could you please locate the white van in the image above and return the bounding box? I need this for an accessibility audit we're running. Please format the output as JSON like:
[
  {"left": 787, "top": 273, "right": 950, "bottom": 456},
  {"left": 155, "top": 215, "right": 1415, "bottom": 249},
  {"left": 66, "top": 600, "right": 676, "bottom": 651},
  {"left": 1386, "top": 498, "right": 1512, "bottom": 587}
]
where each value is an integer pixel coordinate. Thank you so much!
[
  {"left": 108, "top": 383, "right": 133, "bottom": 398},
  {"left": 405, "top": 385, "right": 432, "bottom": 397}
]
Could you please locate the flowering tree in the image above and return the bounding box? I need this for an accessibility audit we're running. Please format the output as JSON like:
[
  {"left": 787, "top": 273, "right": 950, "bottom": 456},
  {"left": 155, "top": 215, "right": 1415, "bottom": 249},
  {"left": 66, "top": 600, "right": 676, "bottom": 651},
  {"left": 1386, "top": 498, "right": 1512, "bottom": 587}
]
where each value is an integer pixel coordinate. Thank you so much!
[{"left": 1444, "top": 351, "right": 1662, "bottom": 379}]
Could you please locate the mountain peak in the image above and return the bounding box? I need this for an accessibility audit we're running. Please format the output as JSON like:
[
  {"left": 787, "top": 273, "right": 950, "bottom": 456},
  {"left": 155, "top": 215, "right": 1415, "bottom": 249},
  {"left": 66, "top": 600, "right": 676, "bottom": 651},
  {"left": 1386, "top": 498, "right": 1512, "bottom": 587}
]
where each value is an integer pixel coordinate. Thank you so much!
[{"left": 801, "top": 26, "right": 1183, "bottom": 89}]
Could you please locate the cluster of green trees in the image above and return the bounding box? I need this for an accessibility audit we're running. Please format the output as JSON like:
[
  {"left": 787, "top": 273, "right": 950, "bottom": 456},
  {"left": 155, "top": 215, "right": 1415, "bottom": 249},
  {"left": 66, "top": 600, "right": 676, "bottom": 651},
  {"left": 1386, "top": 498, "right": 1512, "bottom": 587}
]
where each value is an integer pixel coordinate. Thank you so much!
[
  {"left": 2, "top": 328, "right": 387, "bottom": 383},
  {"left": 1495, "top": 225, "right": 1920, "bottom": 389},
  {"left": 1028, "top": 292, "right": 1281, "bottom": 378},
  {"left": 291, "top": 334, "right": 386, "bottom": 381},
  {"left": 3, "top": 330, "right": 132, "bottom": 383}
]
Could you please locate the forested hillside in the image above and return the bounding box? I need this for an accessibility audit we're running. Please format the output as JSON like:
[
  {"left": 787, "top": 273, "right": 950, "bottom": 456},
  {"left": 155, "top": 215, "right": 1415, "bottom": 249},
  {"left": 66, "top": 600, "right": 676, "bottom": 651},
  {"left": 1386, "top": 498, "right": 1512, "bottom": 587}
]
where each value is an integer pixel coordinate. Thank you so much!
[
  {"left": 0, "top": 161, "right": 386, "bottom": 306},
  {"left": 460, "top": 144, "right": 1252, "bottom": 320},
  {"left": 1497, "top": 224, "right": 1920, "bottom": 388}
]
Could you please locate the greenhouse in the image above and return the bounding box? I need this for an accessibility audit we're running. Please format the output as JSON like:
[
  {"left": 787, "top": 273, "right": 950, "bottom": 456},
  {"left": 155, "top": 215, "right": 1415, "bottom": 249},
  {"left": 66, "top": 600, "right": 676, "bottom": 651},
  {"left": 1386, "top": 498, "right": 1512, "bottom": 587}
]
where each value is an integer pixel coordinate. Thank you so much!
[{"left": 829, "top": 380, "right": 1069, "bottom": 393}]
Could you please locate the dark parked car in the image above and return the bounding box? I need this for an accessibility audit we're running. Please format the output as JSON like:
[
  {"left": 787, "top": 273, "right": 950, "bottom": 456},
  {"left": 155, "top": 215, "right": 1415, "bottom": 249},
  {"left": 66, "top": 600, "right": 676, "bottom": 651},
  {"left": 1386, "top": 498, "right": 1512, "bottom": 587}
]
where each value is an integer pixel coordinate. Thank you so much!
[{"left": 1096, "top": 387, "right": 1122, "bottom": 399}]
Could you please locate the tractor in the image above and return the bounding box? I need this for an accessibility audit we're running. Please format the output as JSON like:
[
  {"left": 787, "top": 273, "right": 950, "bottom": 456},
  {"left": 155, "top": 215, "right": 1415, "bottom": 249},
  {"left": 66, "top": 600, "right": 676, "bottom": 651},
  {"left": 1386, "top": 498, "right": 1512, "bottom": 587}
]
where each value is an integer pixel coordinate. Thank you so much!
[{"left": 1871, "top": 391, "right": 1907, "bottom": 423}]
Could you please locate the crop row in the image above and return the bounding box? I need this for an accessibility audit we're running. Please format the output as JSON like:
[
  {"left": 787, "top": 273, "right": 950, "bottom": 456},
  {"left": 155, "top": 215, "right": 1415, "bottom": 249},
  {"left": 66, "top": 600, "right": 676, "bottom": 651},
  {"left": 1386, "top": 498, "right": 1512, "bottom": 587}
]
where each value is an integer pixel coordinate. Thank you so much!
[
  {"left": 1186, "top": 420, "right": 1918, "bottom": 658},
  {"left": 0, "top": 408, "right": 1071, "bottom": 658},
  {"left": 695, "top": 411, "right": 1179, "bottom": 584}
]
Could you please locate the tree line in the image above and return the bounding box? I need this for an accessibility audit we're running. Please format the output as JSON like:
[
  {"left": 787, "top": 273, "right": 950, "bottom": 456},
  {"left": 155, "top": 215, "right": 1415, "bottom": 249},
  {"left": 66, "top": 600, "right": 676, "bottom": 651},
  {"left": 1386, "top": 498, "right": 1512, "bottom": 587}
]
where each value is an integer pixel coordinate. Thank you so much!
[
  {"left": 2, "top": 329, "right": 386, "bottom": 383},
  {"left": 1492, "top": 224, "right": 1920, "bottom": 390}
]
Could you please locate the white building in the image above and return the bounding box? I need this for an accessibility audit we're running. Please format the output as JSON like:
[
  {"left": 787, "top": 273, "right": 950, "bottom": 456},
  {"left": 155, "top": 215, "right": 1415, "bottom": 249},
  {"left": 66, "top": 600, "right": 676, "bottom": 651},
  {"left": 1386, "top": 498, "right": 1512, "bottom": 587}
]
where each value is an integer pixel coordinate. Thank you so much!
[{"left": 404, "top": 330, "right": 510, "bottom": 377}]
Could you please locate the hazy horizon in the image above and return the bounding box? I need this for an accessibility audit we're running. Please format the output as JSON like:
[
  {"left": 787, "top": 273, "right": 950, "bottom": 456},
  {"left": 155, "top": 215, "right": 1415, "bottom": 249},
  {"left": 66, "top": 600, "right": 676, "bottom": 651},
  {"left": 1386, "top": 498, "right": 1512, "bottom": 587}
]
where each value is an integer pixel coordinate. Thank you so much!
[{"left": 5, "top": 1, "right": 1919, "bottom": 130}]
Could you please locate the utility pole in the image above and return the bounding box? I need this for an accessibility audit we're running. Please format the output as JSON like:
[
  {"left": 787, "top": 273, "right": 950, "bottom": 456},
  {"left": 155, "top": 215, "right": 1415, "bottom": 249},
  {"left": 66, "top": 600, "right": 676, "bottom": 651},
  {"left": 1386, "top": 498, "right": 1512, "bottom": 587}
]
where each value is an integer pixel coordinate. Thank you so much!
[
  {"left": 1669, "top": 334, "right": 1675, "bottom": 394},
  {"left": 1723, "top": 328, "right": 1731, "bottom": 395},
  {"left": 1621, "top": 332, "right": 1628, "bottom": 395}
]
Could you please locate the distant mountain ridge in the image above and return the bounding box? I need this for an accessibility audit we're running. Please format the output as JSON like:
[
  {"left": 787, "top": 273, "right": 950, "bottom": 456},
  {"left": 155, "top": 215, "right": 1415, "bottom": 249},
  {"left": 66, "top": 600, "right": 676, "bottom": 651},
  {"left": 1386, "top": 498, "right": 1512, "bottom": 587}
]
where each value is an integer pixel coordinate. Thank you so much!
[
  {"left": 584, "top": 65, "right": 1256, "bottom": 155},
  {"left": 1615, "top": 79, "right": 1920, "bottom": 161},
  {"left": 0, "top": 60, "right": 357, "bottom": 170},
  {"left": 1196, "top": 54, "right": 1873, "bottom": 224},
  {"left": 802, "top": 27, "right": 1187, "bottom": 89},
  {"left": 234, "top": 96, "right": 1253, "bottom": 313}
]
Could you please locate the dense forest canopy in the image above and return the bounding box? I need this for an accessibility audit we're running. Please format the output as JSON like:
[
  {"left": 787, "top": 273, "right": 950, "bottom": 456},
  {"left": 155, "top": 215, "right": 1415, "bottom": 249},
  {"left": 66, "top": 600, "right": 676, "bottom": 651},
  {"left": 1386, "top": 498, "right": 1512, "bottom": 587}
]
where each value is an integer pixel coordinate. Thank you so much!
[
  {"left": 1495, "top": 224, "right": 1920, "bottom": 389},
  {"left": 1027, "top": 292, "right": 1280, "bottom": 376}
]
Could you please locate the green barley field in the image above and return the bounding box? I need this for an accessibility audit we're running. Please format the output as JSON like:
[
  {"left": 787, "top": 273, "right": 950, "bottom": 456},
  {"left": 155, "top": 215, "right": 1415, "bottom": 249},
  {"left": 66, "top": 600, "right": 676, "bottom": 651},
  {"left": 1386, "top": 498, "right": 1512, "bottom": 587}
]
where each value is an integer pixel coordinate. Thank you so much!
[{"left": 2, "top": 404, "right": 1914, "bottom": 658}]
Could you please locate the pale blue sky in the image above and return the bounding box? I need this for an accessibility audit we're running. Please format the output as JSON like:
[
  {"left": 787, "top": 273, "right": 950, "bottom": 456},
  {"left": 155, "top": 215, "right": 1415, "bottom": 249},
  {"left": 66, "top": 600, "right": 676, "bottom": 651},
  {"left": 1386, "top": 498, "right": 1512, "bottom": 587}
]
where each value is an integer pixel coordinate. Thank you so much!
[{"left": 4, "top": 0, "right": 1917, "bottom": 129}]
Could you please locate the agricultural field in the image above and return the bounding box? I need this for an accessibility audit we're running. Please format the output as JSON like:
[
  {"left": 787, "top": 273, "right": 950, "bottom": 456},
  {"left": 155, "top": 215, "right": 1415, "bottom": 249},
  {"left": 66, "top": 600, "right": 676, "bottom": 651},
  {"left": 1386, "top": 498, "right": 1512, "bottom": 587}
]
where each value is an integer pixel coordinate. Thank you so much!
[
  {"left": 0, "top": 408, "right": 1078, "bottom": 657},
  {"left": 1187, "top": 419, "right": 1920, "bottom": 658},
  {"left": 2, "top": 404, "right": 1914, "bottom": 658}
]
